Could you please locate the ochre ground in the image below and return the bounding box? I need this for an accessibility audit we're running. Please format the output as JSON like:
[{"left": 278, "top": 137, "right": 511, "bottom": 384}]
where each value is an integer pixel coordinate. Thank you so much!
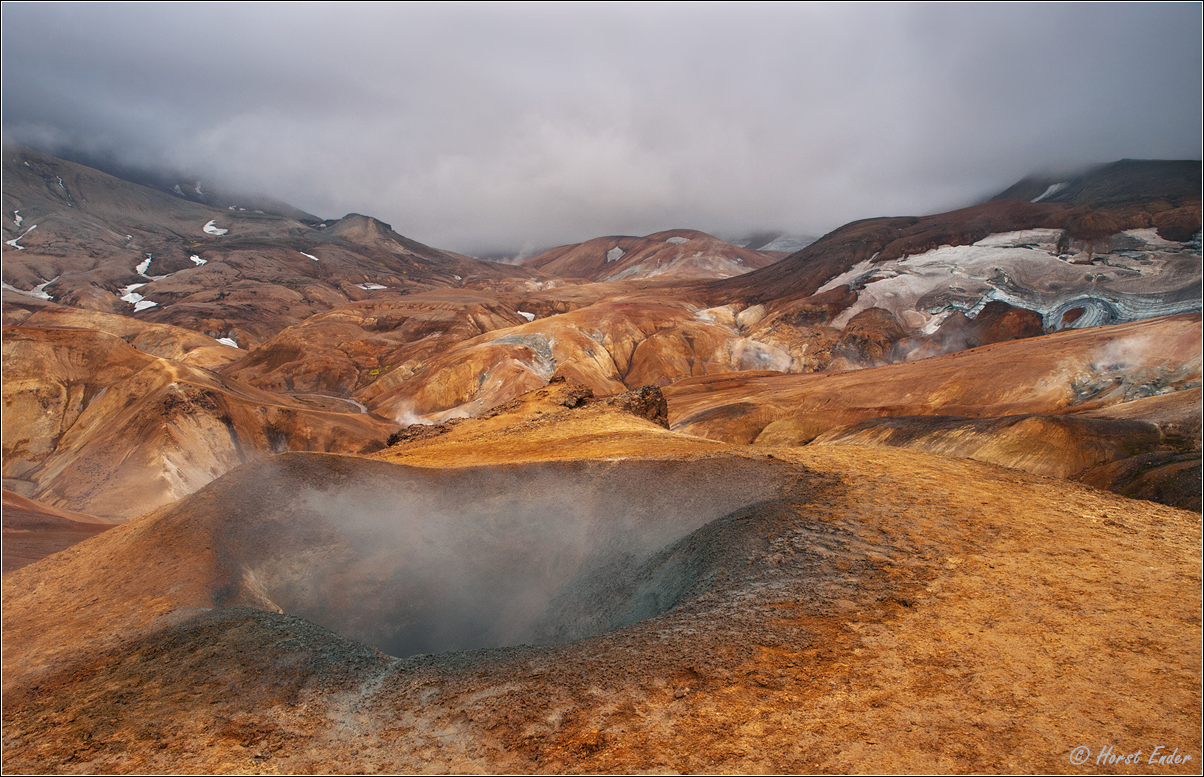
[{"left": 2, "top": 387, "right": 1199, "bottom": 773}]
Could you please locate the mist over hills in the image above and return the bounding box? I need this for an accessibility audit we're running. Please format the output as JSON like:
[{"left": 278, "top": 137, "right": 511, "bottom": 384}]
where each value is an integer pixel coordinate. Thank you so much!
[
  {"left": 2, "top": 147, "right": 1201, "bottom": 773},
  {"left": 989, "top": 158, "right": 1203, "bottom": 212}
]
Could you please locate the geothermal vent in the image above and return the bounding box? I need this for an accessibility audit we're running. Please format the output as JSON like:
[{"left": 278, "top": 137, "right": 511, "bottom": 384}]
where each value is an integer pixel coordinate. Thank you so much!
[{"left": 195, "top": 453, "right": 797, "bottom": 657}]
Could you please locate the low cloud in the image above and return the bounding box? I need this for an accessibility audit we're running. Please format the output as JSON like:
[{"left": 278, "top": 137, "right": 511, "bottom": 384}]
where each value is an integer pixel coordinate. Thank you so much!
[{"left": 3, "top": 3, "right": 1200, "bottom": 253}]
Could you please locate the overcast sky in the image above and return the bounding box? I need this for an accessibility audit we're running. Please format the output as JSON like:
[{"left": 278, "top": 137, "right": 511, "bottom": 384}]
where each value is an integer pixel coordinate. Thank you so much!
[{"left": 3, "top": 2, "right": 1201, "bottom": 254}]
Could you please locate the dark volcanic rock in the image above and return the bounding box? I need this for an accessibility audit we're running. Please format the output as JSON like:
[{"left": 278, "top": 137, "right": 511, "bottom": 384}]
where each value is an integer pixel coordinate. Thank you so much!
[
  {"left": 609, "top": 385, "right": 670, "bottom": 428},
  {"left": 991, "top": 159, "right": 1203, "bottom": 209}
]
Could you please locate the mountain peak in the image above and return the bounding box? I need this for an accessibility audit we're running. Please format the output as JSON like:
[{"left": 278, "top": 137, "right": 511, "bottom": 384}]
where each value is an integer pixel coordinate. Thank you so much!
[
  {"left": 324, "top": 213, "right": 397, "bottom": 242},
  {"left": 991, "top": 158, "right": 1202, "bottom": 208}
]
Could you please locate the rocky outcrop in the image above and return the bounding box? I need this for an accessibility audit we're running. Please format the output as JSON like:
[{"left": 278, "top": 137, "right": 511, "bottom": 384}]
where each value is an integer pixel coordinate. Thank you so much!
[{"left": 606, "top": 384, "right": 669, "bottom": 428}]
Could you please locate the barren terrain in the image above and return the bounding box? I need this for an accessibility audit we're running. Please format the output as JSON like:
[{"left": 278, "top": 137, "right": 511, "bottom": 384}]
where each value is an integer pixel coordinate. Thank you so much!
[
  {"left": 3, "top": 394, "right": 1200, "bottom": 773},
  {"left": 2, "top": 150, "right": 1200, "bottom": 773}
]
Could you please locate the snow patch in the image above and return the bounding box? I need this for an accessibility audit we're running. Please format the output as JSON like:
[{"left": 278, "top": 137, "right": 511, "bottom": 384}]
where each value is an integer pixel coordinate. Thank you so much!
[
  {"left": 133, "top": 300, "right": 158, "bottom": 312},
  {"left": 2, "top": 276, "right": 56, "bottom": 300},
  {"left": 606, "top": 246, "right": 626, "bottom": 262},
  {"left": 190, "top": 255, "right": 207, "bottom": 266},
  {"left": 301, "top": 252, "right": 319, "bottom": 262},
  {"left": 136, "top": 255, "right": 153, "bottom": 275},
  {"left": 355, "top": 283, "right": 388, "bottom": 290},
  {"left": 195, "top": 182, "right": 204, "bottom": 196},
  {"left": 57, "top": 176, "right": 66, "bottom": 190},
  {"left": 1031, "top": 182, "right": 1068, "bottom": 203},
  {"left": 120, "top": 284, "right": 147, "bottom": 304},
  {"left": 1, "top": 281, "right": 28, "bottom": 297},
  {"left": 1121, "top": 227, "right": 1185, "bottom": 250},
  {"left": 5, "top": 223, "right": 37, "bottom": 250},
  {"left": 217, "top": 337, "right": 239, "bottom": 348},
  {"left": 203, "top": 220, "right": 228, "bottom": 236},
  {"left": 517, "top": 311, "right": 535, "bottom": 321},
  {"left": 173, "top": 184, "right": 185, "bottom": 196},
  {"left": 818, "top": 228, "right": 1199, "bottom": 333},
  {"left": 815, "top": 258, "right": 876, "bottom": 295},
  {"left": 666, "top": 237, "right": 690, "bottom": 245},
  {"left": 12, "top": 210, "right": 21, "bottom": 227},
  {"left": 454, "top": 275, "right": 462, "bottom": 281}
]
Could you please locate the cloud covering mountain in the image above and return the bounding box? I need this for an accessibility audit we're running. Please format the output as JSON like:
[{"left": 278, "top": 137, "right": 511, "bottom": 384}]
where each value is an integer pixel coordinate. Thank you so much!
[{"left": 2, "top": 3, "right": 1200, "bottom": 253}]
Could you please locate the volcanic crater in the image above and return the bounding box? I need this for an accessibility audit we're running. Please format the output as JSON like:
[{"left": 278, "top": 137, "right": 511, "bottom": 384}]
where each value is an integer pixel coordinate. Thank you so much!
[{"left": 137, "top": 452, "right": 804, "bottom": 658}]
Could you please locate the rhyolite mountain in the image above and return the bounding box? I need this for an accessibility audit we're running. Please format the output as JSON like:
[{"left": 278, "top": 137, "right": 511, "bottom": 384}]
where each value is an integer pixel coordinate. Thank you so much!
[
  {"left": 4, "top": 147, "right": 1200, "bottom": 523},
  {"left": 521, "top": 228, "right": 784, "bottom": 281}
]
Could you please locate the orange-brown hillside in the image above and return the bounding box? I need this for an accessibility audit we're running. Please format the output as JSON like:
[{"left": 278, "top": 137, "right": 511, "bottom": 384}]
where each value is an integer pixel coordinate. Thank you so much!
[
  {"left": 3, "top": 149, "right": 1200, "bottom": 775},
  {"left": 3, "top": 388, "right": 1199, "bottom": 773},
  {"left": 524, "top": 228, "right": 781, "bottom": 282}
]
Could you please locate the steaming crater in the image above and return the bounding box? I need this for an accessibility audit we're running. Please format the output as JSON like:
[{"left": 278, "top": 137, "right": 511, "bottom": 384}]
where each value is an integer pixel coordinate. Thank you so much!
[{"left": 204, "top": 453, "right": 797, "bottom": 657}]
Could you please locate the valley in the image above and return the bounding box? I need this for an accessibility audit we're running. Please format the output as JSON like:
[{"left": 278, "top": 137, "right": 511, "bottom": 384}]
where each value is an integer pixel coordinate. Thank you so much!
[{"left": 2, "top": 148, "right": 1200, "bottom": 773}]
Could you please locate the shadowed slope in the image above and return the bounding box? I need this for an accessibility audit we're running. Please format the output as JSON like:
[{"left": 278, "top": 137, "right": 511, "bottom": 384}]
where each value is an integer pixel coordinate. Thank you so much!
[{"left": 1, "top": 489, "right": 117, "bottom": 573}]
